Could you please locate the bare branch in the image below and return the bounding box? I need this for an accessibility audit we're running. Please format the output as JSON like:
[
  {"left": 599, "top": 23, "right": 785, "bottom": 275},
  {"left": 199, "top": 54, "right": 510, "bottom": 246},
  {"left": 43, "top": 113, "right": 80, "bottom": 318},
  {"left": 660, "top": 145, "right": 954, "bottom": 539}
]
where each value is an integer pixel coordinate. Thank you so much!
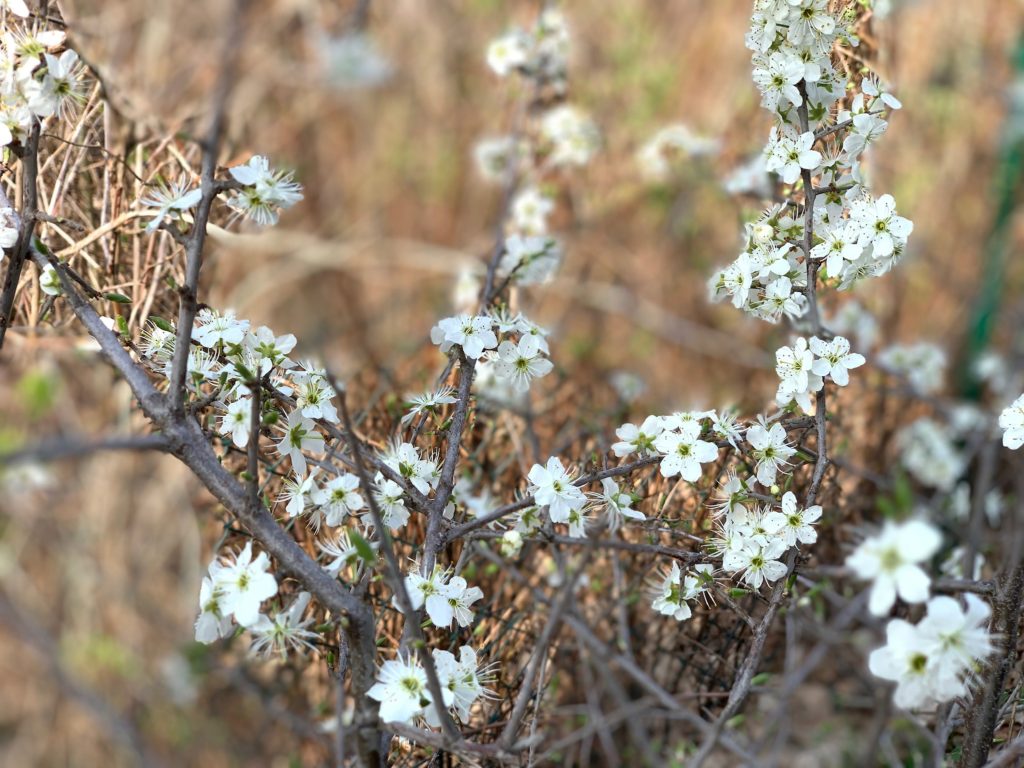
[{"left": 0, "top": 434, "right": 170, "bottom": 465}]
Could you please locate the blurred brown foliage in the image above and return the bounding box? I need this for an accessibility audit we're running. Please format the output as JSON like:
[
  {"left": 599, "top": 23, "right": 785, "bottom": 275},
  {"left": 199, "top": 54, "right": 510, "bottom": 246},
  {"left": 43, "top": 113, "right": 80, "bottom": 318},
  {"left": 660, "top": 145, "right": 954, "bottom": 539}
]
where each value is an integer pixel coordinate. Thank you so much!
[{"left": 2, "top": 0, "right": 1024, "bottom": 765}]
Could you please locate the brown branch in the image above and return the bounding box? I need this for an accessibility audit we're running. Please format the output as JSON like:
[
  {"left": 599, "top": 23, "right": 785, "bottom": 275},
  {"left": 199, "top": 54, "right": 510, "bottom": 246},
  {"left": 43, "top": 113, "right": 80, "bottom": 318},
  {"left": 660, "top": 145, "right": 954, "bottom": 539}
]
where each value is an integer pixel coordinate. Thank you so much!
[
  {"left": 334, "top": 386, "right": 463, "bottom": 745},
  {"left": 0, "top": 123, "right": 41, "bottom": 350},
  {"left": 960, "top": 564, "right": 1024, "bottom": 767},
  {"left": 0, "top": 434, "right": 170, "bottom": 465},
  {"left": 30, "top": 247, "right": 383, "bottom": 767},
  {"left": 167, "top": 0, "right": 246, "bottom": 414},
  {"left": 0, "top": 590, "right": 164, "bottom": 767}
]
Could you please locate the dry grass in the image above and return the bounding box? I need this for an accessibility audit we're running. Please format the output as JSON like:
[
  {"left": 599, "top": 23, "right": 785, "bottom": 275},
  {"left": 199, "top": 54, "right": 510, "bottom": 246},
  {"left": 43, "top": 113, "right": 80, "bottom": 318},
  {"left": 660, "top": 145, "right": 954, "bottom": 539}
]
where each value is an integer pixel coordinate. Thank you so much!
[{"left": 1, "top": 0, "right": 1024, "bottom": 765}]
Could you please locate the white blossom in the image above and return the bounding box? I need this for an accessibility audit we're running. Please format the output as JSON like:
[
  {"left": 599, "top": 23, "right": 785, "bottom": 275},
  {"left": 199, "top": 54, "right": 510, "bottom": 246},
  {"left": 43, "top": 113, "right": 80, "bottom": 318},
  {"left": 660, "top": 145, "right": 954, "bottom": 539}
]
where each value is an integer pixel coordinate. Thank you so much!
[
  {"left": 276, "top": 409, "right": 324, "bottom": 477},
  {"left": 764, "top": 128, "right": 821, "bottom": 185},
  {"left": 999, "top": 394, "right": 1024, "bottom": 450},
  {"left": 212, "top": 542, "right": 279, "bottom": 628},
  {"left": 433, "top": 314, "right": 498, "bottom": 360},
  {"left": 846, "top": 519, "right": 942, "bottom": 616},
  {"left": 810, "top": 335, "right": 865, "bottom": 386},
  {"left": 312, "top": 473, "right": 364, "bottom": 526},
  {"left": 528, "top": 456, "right": 586, "bottom": 523},
  {"left": 746, "top": 421, "right": 796, "bottom": 487},
  {"left": 492, "top": 334, "right": 553, "bottom": 392},
  {"left": 654, "top": 421, "right": 719, "bottom": 482},
  {"left": 762, "top": 491, "right": 821, "bottom": 548},
  {"left": 249, "top": 591, "right": 318, "bottom": 660},
  {"left": 368, "top": 656, "right": 433, "bottom": 725}
]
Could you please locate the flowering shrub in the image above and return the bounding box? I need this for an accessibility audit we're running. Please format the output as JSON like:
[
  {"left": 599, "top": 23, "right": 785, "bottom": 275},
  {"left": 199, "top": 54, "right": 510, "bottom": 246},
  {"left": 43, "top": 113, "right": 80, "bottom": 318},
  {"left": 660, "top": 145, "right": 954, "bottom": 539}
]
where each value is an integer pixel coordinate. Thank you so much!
[{"left": 1, "top": 1, "right": 1023, "bottom": 766}]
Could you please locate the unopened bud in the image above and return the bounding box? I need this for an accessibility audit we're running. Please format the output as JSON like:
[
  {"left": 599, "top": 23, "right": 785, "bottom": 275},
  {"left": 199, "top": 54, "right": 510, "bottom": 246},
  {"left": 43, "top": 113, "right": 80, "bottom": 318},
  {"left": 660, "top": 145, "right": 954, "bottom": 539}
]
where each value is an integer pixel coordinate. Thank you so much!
[{"left": 753, "top": 222, "right": 774, "bottom": 244}]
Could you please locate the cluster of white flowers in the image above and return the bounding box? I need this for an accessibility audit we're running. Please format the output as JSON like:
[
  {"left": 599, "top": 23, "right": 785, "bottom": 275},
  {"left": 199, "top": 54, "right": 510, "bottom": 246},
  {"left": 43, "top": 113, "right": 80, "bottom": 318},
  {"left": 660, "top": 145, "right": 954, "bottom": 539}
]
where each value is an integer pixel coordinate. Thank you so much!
[
  {"left": 0, "top": 25, "right": 83, "bottom": 138},
  {"left": 360, "top": 9, "right": 601, "bottom": 719},
  {"left": 368, "top": 647, "right": 493, "bottom": 726},
  {"left": 195, "top": 542, "right": 278, "bottom": 642},
  {"left": 716, "top": 489, "right": 822, "bottom": 590},
  {"left": 225, "top": 155, "right": 305, "bottom": 226},
  {"left": 541, "top": 104, "right": 600, "bottom": 168},
  {"left": 0, "top": 14, "right": 84, "bottom": 285},
  {"left": 877, "top": 342, "right": 947, "bottom": 395},
  {"left": 604, "top": 396, "right": 827, "bottom": 614},
  {"left": 651, "top": 562, "right": 713, "bottom": 621},
  {"left": 612, "top": 411, "right": 732, "bottom": 482},
  {"left": 517, "top": 460, "right": 642, "bottom": 540},
  {"left": 845, "top": 516, "right": 997, "bottom": 709},
  {"left": 400, "top": 567, "right": 485, "bottom": 629},
  {"left": 869, "top": 594, "right": 994, "bottom": 710},
  {"left": 775, "top": 334, "right": 865, "bottom": 412},
  {"left": 999, "top": 394, "right": 1024, "bottom": 450},
  {"left": 637, "top": 123, "right": 720, "bottom": 182},
  {"left": 165, "top": 296, "right": 504, "bottom": 690},
  {"left": 707, "top": 228, "right": 808, "bottom": 323},
  {"left": 315, "top": 31, "right": 393, "bottom": 91},
  {"left": 482, "top": 10, "right": 595, "bottom": 171},
  {"left": 710, "top": 0, "right": 911, "bottom": 322},
  {"left": 651, "top": 411, "right": 721, "bottom": 481},
  {"left": 141, "top": 154, "right": 303, "bottom": 232},
  {"left": 475, "top": 9, "right": 601, "bottom": 298},
  {"left": 486, "top": 8, "right": 570, "bottom": 86},
  {"left": 148, "top": 295, "right": 503, "bottom": 678},
  {"left": 430, "top": 311, "right": 553, "bottom": 392},
  {"left": 896, "top": 418, "right": 965, "bottom": 492},
  {"left": 498, "top": 233, "right": 563, "bottom": 285}
]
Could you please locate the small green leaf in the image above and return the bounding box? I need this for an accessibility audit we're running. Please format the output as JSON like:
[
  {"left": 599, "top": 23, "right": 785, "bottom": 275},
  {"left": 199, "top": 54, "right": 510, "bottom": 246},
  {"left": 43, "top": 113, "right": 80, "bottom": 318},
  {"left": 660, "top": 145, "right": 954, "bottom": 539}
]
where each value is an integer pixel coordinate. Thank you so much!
[
  {"left": 104, "top": 292, "right": 132, "bottom": 304},
  {"left": 233, "top": 361, "right": 255, "bottom": 382},
  {"left": 17, "top": 368, "right": 59, "bottom": 420},
  {"left": 349, "top": 530, "right": 377, "bottom": 564},
  {"left": 150, "top": 315, "right": 174, "bottom": 332}
]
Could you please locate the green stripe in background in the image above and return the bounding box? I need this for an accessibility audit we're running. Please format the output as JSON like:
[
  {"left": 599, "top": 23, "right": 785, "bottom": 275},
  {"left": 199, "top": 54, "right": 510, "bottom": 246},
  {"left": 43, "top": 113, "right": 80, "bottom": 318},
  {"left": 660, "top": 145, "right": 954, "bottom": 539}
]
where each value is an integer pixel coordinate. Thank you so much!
[{"left": 960, "top": 31, "right": 1024, "bottom": 399}]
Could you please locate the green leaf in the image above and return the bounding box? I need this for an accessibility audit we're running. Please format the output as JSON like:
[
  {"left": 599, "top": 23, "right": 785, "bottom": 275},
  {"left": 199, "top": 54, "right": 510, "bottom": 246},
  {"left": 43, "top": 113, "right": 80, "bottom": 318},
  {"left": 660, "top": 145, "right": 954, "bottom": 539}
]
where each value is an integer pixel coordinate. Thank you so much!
[
  {"left": 232, "top": 361, "right": 255, "bottom": 382},
  {"left": 17, "top": 368, "right": 59, "bottom": 420},
  {"left": 104, "top": 292, "right": 132, "bottom": 304},
  {"left": 349, "top": 530, "right": 377, "bottom": 564},
  {"left": 150, "top": 315, "right": 174, "bottom": 332}
]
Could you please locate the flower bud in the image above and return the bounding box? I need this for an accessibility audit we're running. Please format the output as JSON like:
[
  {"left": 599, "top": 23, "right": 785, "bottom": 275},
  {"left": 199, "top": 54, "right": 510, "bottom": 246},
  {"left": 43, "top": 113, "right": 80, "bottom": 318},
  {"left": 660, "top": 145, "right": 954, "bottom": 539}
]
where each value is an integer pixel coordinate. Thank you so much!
[{"left": 752, "top": 222, "right": 775, "bottom": 245}]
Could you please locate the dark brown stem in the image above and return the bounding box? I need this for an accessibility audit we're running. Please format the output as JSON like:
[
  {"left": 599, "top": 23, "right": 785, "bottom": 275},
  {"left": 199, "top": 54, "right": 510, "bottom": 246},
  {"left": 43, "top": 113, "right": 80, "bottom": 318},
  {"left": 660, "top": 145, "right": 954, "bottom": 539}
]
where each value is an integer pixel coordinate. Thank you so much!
[
  {"left": 960, "top": 564, "right": 1024, "bottom": 767},
  {"left": 0, "top": 123, "right": 41, "bottom": 350}
]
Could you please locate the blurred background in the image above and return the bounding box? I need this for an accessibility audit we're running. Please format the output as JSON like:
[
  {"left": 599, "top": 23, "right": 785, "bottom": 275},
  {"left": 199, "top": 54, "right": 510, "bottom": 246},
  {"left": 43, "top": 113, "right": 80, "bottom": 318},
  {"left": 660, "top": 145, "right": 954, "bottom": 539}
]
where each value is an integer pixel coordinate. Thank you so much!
[{"left": 2, "top": 0, "right": 1024, "bottom": 764}]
